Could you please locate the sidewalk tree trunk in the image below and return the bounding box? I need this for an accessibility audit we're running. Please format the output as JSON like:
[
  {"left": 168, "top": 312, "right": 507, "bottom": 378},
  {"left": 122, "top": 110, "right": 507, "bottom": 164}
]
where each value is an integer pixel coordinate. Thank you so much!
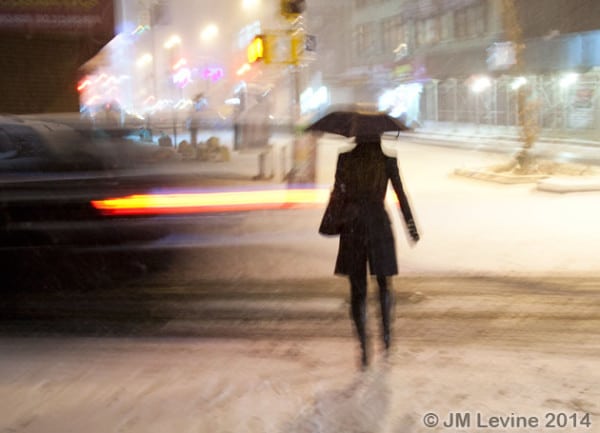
[{"left": 501, "top": 0, "right": 540, "bottom": 174}]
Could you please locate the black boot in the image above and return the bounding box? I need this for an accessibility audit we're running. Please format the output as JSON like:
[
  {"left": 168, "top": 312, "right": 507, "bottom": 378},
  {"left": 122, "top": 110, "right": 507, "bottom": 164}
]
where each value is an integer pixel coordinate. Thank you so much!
[
  {"left": 355, "top": 304, "right": 368, "bottom": 368},
  {"left": 350, "top": 274, "right": 368, "bottom": 368},
  {"left": 377, "top": 276, "right": 392, "bottom": 352}
]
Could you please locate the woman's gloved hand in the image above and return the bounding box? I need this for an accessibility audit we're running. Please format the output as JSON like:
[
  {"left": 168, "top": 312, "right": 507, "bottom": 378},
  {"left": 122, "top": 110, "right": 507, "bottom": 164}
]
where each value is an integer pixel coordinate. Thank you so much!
[{"left": 406, "top": 219, "right": 420, "bottom": 243}]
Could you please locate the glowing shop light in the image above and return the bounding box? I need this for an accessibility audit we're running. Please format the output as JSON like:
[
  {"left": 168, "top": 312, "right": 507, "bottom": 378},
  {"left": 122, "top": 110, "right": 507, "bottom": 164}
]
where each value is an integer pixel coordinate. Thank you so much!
[
  {"left": 471, "top": 76, "right": 492, "bottom": 93},
  {"left": 164, "top": 35, "right": 182, "bottom": 49},
  {"left": 560, "top": 73, "right": 579, "bottom": 88},
  {"left": 511, "top": 76, "right": 527, "bottom": 90}
]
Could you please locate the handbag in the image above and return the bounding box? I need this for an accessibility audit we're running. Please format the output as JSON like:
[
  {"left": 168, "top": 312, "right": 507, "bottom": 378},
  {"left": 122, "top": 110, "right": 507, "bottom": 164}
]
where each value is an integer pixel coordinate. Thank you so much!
[{"left": 319, "top": 187, "right": 345, "bottom": 236}]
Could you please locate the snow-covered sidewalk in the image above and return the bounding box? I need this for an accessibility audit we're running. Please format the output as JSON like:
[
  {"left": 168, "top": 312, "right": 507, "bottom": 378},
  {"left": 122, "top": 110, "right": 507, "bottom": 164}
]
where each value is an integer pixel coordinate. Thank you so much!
[{"left": 1, "top": 337, "right": 598, "bottom": 433}]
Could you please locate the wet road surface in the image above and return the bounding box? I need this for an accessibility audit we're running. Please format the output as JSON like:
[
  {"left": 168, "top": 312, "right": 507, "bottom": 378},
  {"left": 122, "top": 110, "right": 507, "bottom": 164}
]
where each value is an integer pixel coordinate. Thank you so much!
[{"left": 2, "top": 273, "right": 599, "bottom": 357}]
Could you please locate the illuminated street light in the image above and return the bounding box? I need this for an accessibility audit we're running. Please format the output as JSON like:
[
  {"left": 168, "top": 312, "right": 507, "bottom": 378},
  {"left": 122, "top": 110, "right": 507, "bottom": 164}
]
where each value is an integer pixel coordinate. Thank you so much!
[
  {"left": 136, "top": 53, "right": 153, "bottom": 68},
  {"left": 173, "top": 68, "right": 192, "bottom": 88},
  {"left": 511, "top": 76, "right": 527, "bottom": 90},
  {"left": 471, "top": 76, "right": 492, "bottom": 93},
  {"left": 559, "top": 73, "right": 579, "bottom": 88},
  {"left": 172, "top": 57, "right": 188, "bottom": 71},
  {"left": 164, "top": 34, "right": 182, "bottom": 49},
  {"left": 237, "top": 63, "right": 252, "bottom": 76},
  {"left": 200, "top": 24, "right": 219, "bottom": 42},
  {"left": 242, "top": 0, "right": 260, "bottom": 10}
]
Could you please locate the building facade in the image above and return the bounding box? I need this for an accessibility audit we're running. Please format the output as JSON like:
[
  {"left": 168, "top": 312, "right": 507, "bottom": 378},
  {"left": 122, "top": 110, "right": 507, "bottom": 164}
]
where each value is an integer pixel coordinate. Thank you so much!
[
  {"left": 0, "top": 1, "right": 114, "bottom": 114},
  {"left": 318, "top": 0, "right": 600, "bottom": 135}
]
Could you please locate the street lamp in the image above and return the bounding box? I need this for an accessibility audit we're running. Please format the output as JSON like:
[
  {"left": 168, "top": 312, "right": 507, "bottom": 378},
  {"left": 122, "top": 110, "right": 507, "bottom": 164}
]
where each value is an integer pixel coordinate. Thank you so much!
[
  {"left": 470, "top": 76, "right": 492, "bottom": 129},
  {"left": 242, "top": 0, "right": 260, "bottom": 10},
  {"left": 136, "top": 53, "right": 153, "bottom": 68},
  {"left": 164, "top": 34, "right": 182, "bottom": 50},
  {"left": 511, "top": 76, "right": 527, "bottom": 91},
  {"left": 560, "top": 73, "right": 579, "bottom": 88},
  {"left": 200, "top": 24, "right": 219, "bottom": 42},
  {"left": 471, "top": 76, "right": 492, "bottom": 93}
]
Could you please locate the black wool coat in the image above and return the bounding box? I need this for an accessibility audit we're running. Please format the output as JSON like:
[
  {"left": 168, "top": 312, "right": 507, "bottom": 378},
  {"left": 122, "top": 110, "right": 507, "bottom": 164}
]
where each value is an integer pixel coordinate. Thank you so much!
[{"left": 332, "top": 142, "right": 415, "bottom": 277}]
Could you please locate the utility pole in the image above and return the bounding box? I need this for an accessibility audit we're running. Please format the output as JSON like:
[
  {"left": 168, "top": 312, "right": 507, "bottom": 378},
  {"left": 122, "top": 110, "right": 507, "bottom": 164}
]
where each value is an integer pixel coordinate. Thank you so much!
[
  {"left": 288, "top": 17, "right": 305, "bottom": 131},
  {"left": 149, "top": 4, "right": 158, "bottom": 104},
  {"left": 280, "top": 1, "right": 315, "bottom": 184},
  {"left": 279, "top": 1, "right": 306, "bottom": 131},
  {"left": 244, "top": 1, "right": 310, "bottom": 181}
]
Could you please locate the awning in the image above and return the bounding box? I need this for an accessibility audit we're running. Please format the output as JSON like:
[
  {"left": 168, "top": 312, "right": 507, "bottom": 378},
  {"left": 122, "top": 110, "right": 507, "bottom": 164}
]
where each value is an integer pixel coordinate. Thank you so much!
[{"left": 78, "top": 35, "right": 126, "bottom": 74}]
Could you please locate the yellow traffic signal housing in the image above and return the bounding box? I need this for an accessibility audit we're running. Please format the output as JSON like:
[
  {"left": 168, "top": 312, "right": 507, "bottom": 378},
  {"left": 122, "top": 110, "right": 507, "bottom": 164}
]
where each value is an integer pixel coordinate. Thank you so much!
[
  {"left": 248, "top": 31, "right": 305, "bottom": 65},
  {"left": 290, "top": 30, "right": 305, "bottom": 64},
  {"left": 247, "top": 34, "right": 266, "bottom": 63},
  {"left": 280, "top": 0, "right": 306, "bottom": 19}
]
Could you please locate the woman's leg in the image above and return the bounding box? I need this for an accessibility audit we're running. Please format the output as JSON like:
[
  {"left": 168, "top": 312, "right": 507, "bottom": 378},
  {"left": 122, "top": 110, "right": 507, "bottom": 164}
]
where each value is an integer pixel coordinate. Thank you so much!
[
  {"left": 349, "top": 272, "right": 368, "bottom": 367},
  {"left": 377, "top": 275, "right": 393, "bottom": 351}
]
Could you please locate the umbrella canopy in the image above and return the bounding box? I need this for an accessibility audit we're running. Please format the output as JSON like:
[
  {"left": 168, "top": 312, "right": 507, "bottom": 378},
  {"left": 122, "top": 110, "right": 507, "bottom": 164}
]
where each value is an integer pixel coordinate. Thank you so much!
[{"left": 305, "top": 111, "right": 409, "bottom": 138}]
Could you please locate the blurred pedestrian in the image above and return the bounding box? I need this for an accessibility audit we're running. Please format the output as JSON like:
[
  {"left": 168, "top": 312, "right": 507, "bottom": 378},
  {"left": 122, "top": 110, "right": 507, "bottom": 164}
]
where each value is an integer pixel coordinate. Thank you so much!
[
  {"left": 139, "top": 127, "right": 153, "bottom": 142},
  {"left": 324, "top": 134, "right": 420, "bottom": 368},
  {"left": 158, "top": 132, "right": 173, "bottom": 148}
]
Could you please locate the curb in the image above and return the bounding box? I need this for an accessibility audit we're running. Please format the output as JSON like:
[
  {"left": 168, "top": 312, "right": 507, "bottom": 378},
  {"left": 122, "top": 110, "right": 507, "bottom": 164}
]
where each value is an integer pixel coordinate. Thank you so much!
[
  {"left": 454, "top": 167, "right": 600, "bottom": 192},
  {"left": 537, "top": 177, "right": 600, "bottom": 193},
  {"left": 454, "top": 168, "right": 547, "bottom": 184},
  {"left": 413, "top": 129, "right": 600, "bottom": 148}
]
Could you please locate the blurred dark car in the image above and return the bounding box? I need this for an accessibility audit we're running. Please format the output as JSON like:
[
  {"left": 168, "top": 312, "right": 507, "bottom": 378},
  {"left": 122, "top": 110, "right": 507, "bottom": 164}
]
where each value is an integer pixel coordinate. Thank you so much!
[
  {"left": 0, "top": 114, "right": 130, "bottom": 171},
  {"left": 0, "top": 115, "right": 188, "bottom": 289}
]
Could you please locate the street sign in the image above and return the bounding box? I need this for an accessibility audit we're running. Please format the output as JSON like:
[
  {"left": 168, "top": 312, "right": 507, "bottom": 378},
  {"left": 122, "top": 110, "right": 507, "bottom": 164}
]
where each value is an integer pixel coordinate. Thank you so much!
[
  {"left": 305, "top": 34, "right": 317, "bottom": 52},
  {"left": 487, "top": 42, "right": 517, "bottom": 71}
]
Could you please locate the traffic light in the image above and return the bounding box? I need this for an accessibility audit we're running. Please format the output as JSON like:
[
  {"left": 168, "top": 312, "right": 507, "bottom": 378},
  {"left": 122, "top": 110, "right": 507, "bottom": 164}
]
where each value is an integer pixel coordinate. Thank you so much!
[
  {"left": 280, "top": 0, "right": 306, "bottom": 18},
  {"left": 247, "top": 34, "right": 265, "bottom": 63},
  {"left": 247, "top": 31, "right": 306, "bottom": 65}
]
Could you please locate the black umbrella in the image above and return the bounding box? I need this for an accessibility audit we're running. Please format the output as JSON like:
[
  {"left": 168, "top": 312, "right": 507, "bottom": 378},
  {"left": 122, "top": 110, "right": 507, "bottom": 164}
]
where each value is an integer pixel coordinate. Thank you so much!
[{"left": 305, "top": 110, "right": 409, "bottom": 138}]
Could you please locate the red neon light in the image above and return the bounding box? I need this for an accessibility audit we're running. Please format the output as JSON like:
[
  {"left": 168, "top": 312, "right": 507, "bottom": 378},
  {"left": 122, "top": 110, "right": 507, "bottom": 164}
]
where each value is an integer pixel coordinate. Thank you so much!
[{"left": 77, "top": 79, "right": 91, "bottom": 92}]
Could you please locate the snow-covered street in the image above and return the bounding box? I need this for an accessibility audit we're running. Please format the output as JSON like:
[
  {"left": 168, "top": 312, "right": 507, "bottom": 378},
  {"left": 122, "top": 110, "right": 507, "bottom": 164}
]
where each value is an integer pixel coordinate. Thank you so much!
[
  {"left": 1, "top": 141, "right": 600, "bottom": 433},
  {"left": 2, "top": 323, "right": 598, "bottom": 433}
]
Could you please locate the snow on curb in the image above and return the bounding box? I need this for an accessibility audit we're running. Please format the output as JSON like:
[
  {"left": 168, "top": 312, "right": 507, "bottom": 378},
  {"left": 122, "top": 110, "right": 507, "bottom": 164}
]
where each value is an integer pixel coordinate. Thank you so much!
[
  {"left": 455, "top": 168, "right": 600, "bottom": 191},
  {"left": 454, "top": 167, "right": 547, "bottom": 184},
  {"left": 537, "top": 177, "right": 600, "bottom": 193}
]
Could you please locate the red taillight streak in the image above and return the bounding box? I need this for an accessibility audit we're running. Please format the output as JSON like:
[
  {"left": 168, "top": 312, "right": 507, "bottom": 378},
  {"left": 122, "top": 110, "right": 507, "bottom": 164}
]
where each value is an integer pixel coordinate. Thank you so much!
[
  {"left": 91, "top": 188, "right": 398, "bottom": 216},
  {"left": 95, "top": 202, "right": 318, "bottom": 216}
]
